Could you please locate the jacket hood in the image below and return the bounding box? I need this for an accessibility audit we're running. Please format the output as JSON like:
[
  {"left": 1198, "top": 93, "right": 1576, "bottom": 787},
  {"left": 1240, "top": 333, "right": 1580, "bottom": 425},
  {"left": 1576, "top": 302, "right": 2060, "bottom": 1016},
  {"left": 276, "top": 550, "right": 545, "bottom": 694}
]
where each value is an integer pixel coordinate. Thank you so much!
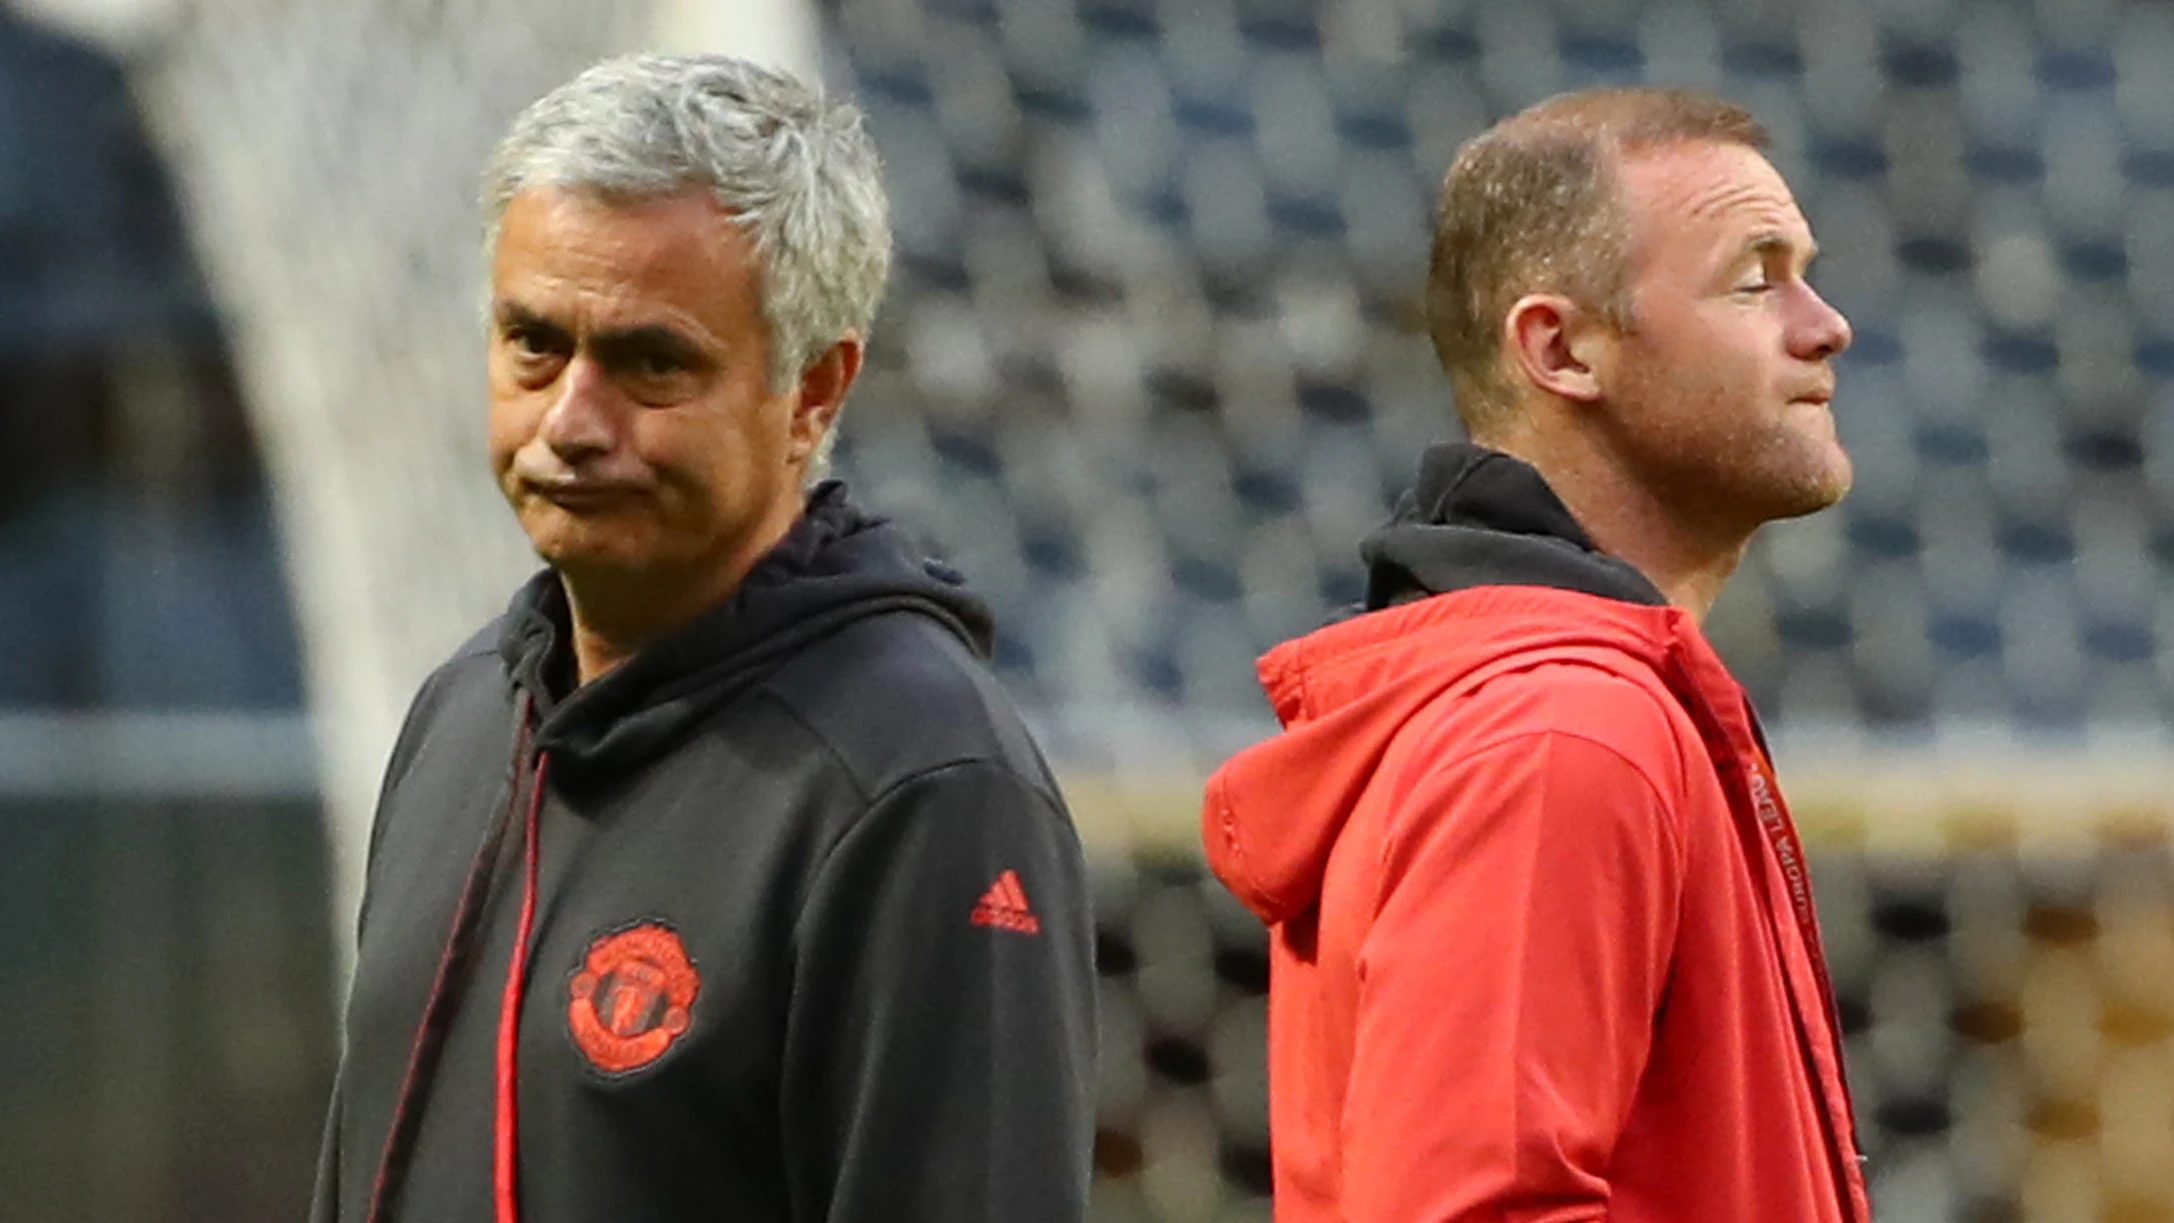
[
  {"left": 1361, "top": 442, "right": 1665, "bottom": 611},
  {"left": 1203, "top": 443, "right": 1689, "bottom": 926},
  {"left": 498, "top": 480, "right": 992, "bottom": 785}
]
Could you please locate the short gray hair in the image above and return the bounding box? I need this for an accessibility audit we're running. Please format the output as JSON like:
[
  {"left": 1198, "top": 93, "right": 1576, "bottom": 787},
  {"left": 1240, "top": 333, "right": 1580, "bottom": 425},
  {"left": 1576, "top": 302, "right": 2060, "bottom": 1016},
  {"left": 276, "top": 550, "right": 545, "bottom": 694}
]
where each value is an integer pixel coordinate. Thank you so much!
[{"left": 483, "top": 53, "right": 891, "bottom": 456}]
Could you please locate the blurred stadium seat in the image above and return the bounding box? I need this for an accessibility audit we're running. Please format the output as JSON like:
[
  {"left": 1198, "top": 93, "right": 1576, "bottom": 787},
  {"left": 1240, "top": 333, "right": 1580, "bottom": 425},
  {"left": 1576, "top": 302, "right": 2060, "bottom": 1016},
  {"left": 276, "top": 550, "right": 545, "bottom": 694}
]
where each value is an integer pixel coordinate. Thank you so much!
[
  {"left": 813, "top": 1, "right": 2174, "bottom": 1219},
  {"left": 828, "top": 0, "right": 2173, "bottom": 739}
]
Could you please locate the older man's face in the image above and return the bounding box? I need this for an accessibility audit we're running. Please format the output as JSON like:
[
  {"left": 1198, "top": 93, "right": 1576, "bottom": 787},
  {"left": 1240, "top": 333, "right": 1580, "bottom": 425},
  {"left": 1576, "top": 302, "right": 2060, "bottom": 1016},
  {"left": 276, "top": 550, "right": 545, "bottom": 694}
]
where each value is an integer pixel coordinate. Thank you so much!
[{"left": 486, "top": 187, "right": 820, "bottom": 592}]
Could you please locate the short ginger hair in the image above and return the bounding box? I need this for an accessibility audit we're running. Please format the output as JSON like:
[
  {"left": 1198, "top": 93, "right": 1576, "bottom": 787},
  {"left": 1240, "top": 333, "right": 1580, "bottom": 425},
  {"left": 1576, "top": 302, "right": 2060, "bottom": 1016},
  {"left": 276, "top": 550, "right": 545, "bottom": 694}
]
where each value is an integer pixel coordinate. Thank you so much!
[{"left": 1425, "top": 88, "right": 1768, "bottom": 438}]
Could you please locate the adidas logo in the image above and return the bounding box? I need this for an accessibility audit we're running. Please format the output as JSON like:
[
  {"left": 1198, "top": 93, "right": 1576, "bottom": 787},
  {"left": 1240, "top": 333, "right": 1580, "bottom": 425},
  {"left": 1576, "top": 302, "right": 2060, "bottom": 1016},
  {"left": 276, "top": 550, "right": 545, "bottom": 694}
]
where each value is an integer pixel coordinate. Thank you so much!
[{"left": 971, "top": 869, "right": 1042, "bottom": 935}]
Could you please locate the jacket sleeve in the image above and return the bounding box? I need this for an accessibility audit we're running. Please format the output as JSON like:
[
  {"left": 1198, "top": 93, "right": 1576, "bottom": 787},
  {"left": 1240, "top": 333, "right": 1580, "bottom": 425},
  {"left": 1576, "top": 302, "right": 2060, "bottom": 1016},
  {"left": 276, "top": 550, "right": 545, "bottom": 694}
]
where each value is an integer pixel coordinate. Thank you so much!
[
  {"left": 1343, "top": 723, "right": 1685, "bottom": 1223},
  {"left": 780, "top": 759, "right": 1098, "bottom": 1223}
]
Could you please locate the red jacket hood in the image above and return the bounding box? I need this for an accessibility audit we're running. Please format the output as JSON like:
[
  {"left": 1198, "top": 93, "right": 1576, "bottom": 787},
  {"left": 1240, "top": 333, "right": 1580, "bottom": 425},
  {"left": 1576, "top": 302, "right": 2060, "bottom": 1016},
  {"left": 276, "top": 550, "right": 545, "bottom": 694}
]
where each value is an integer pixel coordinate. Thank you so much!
[{"left": 1202, "top": 586, "right": 1700, "bottom": 926}]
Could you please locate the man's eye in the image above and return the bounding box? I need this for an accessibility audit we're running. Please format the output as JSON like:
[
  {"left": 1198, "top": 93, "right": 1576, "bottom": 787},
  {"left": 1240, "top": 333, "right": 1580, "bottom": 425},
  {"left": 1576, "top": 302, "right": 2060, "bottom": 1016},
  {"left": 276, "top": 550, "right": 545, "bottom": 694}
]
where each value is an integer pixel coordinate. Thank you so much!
[
  {"left": 507, "top": 327, "right": 551, "bottom": 356},
  {"left": 638, "top": 353, "right": 684, "bottom": 377}
]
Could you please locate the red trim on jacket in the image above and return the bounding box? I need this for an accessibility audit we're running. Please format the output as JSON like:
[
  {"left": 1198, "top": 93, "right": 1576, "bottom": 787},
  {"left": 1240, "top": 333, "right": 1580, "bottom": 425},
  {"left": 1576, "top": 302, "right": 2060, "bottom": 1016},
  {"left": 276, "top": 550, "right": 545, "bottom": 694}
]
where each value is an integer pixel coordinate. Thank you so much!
[{"left": 494, "top": 751, "right": 548, "bottom": 1223}]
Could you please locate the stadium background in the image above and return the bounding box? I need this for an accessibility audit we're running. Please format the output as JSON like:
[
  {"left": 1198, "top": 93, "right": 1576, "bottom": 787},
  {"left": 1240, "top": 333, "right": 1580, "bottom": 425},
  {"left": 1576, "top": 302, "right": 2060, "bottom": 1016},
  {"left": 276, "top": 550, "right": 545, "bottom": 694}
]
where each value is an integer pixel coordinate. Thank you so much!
[{"left": 2, "top": 0, "right": 2172, "bottom": 1218}]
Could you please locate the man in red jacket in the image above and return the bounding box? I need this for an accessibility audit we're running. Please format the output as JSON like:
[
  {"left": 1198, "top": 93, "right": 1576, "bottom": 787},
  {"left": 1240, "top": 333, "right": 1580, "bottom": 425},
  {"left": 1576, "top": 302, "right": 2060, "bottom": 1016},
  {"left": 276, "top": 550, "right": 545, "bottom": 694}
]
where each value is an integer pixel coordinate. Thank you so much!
[{"left": 1202, "top": 88, "right": 1869, "bottom": 1222}]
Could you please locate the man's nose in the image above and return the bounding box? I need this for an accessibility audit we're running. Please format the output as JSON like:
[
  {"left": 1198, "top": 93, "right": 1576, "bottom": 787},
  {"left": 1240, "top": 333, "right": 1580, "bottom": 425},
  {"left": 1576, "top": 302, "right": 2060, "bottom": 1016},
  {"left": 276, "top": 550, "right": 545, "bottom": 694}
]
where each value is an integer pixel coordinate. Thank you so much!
[
  {"left": 1792, "top": 282, "right": 1853, "bottom": 361},
  {"left": 539, "top": 358, "right": 620, "bottom": 461}
]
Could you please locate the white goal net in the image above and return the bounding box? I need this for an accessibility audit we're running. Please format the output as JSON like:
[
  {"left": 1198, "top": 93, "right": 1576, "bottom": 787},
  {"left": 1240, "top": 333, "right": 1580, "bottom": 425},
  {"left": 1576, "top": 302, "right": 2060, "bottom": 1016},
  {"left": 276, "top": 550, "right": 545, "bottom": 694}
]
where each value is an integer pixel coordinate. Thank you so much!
[{"left": 104, "top": 0, "right": 816, "bottom": 967}]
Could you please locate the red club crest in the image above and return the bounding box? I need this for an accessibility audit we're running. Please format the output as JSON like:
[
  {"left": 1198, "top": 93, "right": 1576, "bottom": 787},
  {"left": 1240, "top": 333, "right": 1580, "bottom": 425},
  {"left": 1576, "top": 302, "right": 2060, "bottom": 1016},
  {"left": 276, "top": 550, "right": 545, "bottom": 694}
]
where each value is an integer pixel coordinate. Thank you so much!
[{"left": 567, "top": 922, "right": 700, "bottom": 1074}]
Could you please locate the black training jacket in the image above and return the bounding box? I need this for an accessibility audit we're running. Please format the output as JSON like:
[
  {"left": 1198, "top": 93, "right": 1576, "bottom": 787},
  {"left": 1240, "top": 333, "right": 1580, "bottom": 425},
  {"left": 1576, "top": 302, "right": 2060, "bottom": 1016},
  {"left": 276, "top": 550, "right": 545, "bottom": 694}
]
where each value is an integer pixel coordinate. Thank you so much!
[{"left": 310, "top": 483, "right": 1097, "bottom": 1223}]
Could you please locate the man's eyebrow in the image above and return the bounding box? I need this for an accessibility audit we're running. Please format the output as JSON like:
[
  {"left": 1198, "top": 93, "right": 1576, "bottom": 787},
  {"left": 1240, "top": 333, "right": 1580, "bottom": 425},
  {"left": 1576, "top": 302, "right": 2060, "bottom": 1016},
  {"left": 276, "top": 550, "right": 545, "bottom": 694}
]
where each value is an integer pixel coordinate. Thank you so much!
[
  {"left": 593, "top": 323, "right": 700, "bottom": 348},
  {"left": 494, "top": 301, "right": 562, "bottom": 333},
  {"left": 591, "top": 324, "right": 714, "bottom": 366},
  {"left": 488, "top": 306, "right": 710, "bottom": 361},
  {"left": 1746, "top": 232, "right": 1818, "bottom": 265}
]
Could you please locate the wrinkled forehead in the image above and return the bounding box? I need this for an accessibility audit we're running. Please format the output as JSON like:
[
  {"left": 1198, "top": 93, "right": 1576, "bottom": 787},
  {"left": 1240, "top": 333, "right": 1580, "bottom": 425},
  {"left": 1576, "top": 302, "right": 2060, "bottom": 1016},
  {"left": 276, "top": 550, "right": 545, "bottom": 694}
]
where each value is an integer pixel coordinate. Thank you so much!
[
  {"left": 489, "top": 186, "right": 766, "bottom": 338},
  {"left": 494, "top": 187, "right": 749, "bottom": 282},
  {"left": 1614, "top": 140, "right": 1812, "bottom": 259}
]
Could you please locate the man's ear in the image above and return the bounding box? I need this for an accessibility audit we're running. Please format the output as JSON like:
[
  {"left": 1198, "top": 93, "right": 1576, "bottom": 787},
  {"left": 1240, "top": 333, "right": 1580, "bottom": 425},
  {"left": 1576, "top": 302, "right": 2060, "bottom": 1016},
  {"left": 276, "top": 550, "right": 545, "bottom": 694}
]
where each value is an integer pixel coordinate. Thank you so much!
[
  {"left": 786, "top": 335, "right": 864, "bottom": 464},
  {"left": 1503, "top": 293, "right": 1608, "bottom": 404}
]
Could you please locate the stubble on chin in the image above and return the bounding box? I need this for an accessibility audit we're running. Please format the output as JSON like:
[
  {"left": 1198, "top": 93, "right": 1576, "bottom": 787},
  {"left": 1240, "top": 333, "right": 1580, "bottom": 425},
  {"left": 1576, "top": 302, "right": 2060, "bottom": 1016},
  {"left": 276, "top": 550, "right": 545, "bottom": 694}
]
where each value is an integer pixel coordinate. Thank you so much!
[
  {"left": 1757, "top": 406, "right": 1853, "bottom": 521},
  {"left": 519, "top": 502, "right": 625, "bottom": 574},
  {"left": 1607, "top": 398, "right": 1851, "bottom": 536}
]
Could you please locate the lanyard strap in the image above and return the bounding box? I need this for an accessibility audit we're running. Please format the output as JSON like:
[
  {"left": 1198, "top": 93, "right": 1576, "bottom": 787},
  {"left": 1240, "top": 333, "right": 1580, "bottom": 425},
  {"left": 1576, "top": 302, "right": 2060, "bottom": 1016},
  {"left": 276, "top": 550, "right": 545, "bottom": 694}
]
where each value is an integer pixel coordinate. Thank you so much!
[
  {"left": 1745, "top": 751, "right": 1838, "bottom": 1003},
  {"left": 1669, "top": 661, "right": 1867, "bottom": 1222}
]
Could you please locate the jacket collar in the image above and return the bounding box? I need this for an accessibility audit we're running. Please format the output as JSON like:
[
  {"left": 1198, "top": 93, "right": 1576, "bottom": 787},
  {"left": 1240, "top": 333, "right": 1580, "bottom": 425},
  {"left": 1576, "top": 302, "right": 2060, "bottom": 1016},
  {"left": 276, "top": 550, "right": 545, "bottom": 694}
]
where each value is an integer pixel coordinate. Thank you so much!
[{"left": 1360, "top": 442, "right": 1667, "bottom": 611}]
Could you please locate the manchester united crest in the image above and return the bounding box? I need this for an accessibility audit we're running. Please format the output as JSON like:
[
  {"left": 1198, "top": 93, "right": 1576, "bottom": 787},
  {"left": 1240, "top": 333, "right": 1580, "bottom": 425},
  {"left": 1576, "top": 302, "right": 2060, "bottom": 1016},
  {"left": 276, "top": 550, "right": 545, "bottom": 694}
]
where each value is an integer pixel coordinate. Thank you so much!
[{"left": 567, "top": 921, "right": 700, "bottom": 1075}]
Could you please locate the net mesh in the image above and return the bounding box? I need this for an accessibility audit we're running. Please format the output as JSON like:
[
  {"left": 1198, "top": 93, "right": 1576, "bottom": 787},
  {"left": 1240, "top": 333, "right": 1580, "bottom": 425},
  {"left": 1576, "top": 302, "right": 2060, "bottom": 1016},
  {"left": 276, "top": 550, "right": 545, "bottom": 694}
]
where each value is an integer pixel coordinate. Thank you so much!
[{"left": 129, "top": 0, "right": 653, "bottom": 946}]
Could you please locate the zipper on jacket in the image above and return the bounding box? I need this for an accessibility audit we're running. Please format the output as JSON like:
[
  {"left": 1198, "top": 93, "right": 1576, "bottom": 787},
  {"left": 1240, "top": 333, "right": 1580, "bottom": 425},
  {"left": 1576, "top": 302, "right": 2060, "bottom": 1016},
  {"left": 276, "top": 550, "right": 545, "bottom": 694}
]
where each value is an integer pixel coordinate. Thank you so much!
[{"left": 1664, "top": 659, "right": 1869, "bottom": 1223}]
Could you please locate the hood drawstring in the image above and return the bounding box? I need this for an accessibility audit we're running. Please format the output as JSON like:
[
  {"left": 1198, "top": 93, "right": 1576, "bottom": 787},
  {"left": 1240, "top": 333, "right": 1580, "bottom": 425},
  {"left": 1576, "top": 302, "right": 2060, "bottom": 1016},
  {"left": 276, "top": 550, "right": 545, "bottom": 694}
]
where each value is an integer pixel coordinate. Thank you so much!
[
  {"left": 494, "top": 749, "right": 547, "bottom": 1223},
  {"left": 364, "top": 696, "right": 546, "bottom": 1223}
]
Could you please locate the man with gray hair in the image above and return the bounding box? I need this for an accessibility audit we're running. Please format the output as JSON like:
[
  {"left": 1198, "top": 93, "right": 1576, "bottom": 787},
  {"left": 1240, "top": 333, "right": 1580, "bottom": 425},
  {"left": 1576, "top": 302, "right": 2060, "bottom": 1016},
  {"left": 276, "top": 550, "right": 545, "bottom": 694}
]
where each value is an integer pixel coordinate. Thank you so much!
[{"left": 310, "top": 54, "right": 1095, "bottom": 1223}]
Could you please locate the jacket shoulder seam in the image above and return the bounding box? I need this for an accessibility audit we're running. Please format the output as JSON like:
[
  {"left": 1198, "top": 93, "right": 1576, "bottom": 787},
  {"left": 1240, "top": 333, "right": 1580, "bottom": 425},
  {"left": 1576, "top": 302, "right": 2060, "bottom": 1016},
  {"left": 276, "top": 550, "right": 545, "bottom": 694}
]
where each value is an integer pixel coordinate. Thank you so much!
[
  {"left": 791, "top": 755, "right": 1076, "bottom": 935},
  {"left": 749, "top": 685, "right": 1065, "bottom": 829},
  {"left": 1378, "top": 725, "right": 1688, "bottom": 922},
  {"left": 1398, "top": 685, "right": 1693, "bottom": 866}
]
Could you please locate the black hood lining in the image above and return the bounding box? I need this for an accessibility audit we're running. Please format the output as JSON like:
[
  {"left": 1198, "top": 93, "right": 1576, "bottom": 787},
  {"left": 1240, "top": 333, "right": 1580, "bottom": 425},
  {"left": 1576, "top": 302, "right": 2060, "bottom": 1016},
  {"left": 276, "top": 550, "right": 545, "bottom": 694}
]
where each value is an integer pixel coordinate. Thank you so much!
[
  {"left": 496, "top": 481, "right": 993, "bottom": 784},
  {"left": 1360, "top": 443, "right": 1668, "bottom": 611}
]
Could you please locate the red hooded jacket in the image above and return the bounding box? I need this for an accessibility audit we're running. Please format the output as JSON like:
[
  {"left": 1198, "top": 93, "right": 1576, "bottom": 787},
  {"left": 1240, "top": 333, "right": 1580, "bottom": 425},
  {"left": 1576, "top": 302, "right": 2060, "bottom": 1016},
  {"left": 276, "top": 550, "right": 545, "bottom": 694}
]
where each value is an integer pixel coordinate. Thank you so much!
[{"left": 1202, "top": 445, "right": 1869, "bottom": 1223}]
